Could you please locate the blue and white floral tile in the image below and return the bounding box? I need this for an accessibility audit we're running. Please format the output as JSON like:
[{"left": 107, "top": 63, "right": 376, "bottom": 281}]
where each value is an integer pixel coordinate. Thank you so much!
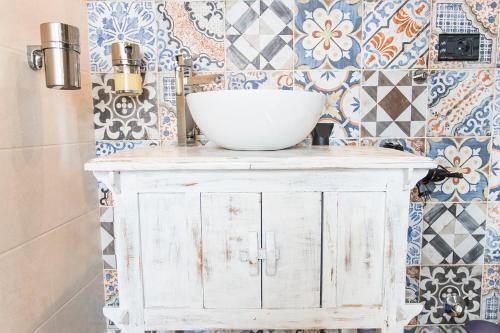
[
  {"left": 363, "top": 0, "right": 431, "bottom": 69},
  {"left": 426, "top": 137, "right": 491, "bottom": 202},
  {"left": 427, "top": 70, "right": 494, "bottom": 137},
  {"left": 407, "top": 203, "right": 423, "bottom": 265},
  {"left": 226, "top": 71, "right": 293, "bottom": 90},
  {"left": 104, "top": 269, "right": 119, "bottom": 307},
  {"left": 226, "top": 0, "right": 294, "bottom": 70},
  {"left": 294, "top": 71, "right": 360, "bottom": 138},
  {"left": 489, "top": 137, "right": 500, "bottom": 200},
  {"left": 422, "top": 203, "right": 486, "bottom": 265},
  {"left": 104, "top": 269, "right": 120, "bottom": 329},
  {"left": 419, "top": 265, "right": 482, "bottom": 324},
  {"left": 294, "top": 0, "right": 362, "bottom": 70},
  {"left": 493, "top": 70, "right": 500, "bottom": 135},
  {"left": 93, "top": 73, "right": 159, "bottom": 141},
  {"left": 481, "top": 265, "right": 500, "bottom": 322},
  {"left": 430, "top": 0, "right": 498, "bottom": 69},
  {"left": 159, "top": 105, "right": 177, "bottom": 145},
  {"left": 156, "top": 1, "right": 225, "bottom": 72},
  {"left": 484, "top": 219, "right": 500, "bottom": 264},
  {"left": 360, "top": 138, "right": 426, "bottom": 156},
  {"left": 160, "top": 75, "right": 178, "bottom": 144},
  {"left": 406, "top": 266, "right": 421, "bottom": 303},
  {"left": 87, "top": 1, "right": 156, "bottom": 73},
  {"left": 96, "top": 140, "right": 159, "bottom": 206},
  {"left": 100, "top": 207, "right": 116, "bottom": 270},
  {"left": 96, "top": 140, "right": 159, "bottom": 157}
]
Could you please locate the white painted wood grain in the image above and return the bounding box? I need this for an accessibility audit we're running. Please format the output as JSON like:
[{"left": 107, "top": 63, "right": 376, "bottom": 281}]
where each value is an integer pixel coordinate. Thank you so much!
[
  {"left": 322, "top": 192, "right": 339, "bottom": 308},
  {"left": 85, "top": 146, "right": 436, "bottom": 172},
  {"left": 201, "top": 192, "right": 262, "bottom": 309},
  {"left": 113, "top": 175, "right": 145, "bottom": 332},
  {"left": 261, "top": 192, "right": 322, "bottom": 309},
  {"left": 383, "top": 177, "right": 412, "bottom": 333},
  {"left": 134, "top": 169, "right": 391, "bottom": 193},
  {"left": 324, "top": 192, "right": 386, "bottom": 307},
  {"left": 143, "top": 307, "right": 384, "bottom": 330},
  {"left": 139, "top": 192, "right": 203, "bottom": 308},
  {"left": 90, "top": 149, "right": 431, "bottom": 331}
]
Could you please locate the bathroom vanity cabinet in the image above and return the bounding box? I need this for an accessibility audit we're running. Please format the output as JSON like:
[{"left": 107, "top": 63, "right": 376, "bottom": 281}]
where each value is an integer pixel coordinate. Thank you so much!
[{"left": 85, "top": 146, "right": 435, "bottom": 333}]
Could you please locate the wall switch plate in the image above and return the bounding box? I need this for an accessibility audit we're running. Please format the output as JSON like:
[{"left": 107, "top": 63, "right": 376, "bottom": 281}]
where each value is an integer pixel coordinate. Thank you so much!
[{"left": 438, "top": 33, "right": 480, "bottom": 61}]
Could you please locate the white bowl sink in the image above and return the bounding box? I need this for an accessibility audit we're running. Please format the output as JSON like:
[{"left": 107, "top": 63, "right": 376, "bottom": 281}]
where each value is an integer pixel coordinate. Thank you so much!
[{"left": 186, "top": 90, "right": 325, "bottom": 150}]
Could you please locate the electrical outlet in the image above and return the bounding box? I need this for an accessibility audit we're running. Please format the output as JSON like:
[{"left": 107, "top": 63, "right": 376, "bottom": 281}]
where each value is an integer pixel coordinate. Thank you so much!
[{"left": 437, "top": 33, "right": 480, "bottom": 61}]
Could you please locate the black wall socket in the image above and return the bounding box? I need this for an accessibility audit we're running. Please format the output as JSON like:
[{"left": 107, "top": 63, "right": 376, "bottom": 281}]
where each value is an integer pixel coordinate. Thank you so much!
[{"left": 437, "top": 33, "right": 480, "bottom": 61}]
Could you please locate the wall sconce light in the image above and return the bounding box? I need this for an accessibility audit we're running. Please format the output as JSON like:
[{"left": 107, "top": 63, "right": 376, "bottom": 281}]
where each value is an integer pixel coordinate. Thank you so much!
[
  {"left": 111, "top": 42, "right": 143, "bottom": 96},
  {"left": 27, "top": 22, "right": 81, "bottom": 90}
]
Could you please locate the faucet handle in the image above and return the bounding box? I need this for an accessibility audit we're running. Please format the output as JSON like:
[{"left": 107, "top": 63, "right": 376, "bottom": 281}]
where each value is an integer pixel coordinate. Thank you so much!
[
  {"left": 175, "top": 54, "right": 192, "bottom": 67},
  {"left": 190, "top": 53, "right": 199, "bottom": 62}
]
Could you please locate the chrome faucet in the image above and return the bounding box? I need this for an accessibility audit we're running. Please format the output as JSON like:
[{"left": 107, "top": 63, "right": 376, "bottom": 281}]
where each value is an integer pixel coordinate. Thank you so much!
[{"left": 175, "top": 55, "right": 222, "bottom": 146}]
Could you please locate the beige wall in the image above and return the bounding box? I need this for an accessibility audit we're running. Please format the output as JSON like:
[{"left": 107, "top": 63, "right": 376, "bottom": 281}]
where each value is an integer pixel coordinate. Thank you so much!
[{"left": 0, "top": 0, "right": 104, "bottom": 332}]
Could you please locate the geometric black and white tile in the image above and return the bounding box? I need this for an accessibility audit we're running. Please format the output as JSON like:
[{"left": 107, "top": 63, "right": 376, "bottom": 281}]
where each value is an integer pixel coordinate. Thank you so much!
[
  {"left": 422, "top": 203, "right": 486, "bottom": 265},
  {"left": 419, "top": 265, "right": 482, "bottom": 324},
  {"left": 226, "top": 0, "right": 293, "bottom": 70},
  {"left": 100, "top": 207, "right": 116, "bottom": 270},
  {"left": 92, "top": 73, "right": 159, "bottom": 140}
]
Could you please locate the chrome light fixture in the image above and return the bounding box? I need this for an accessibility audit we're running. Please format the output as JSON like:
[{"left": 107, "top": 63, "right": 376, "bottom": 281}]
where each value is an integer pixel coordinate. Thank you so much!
[
  {"left": 111, "top": 42, "right": 143, "bottom": 96},
  {"left": 27, "top": 22, "right": 81, "bottom": 90}
]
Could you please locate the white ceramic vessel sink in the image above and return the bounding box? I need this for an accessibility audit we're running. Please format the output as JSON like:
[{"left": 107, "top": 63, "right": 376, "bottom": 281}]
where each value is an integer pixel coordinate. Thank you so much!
[{"left": 186, "top": 90, "right": 325, "bottom": 150}]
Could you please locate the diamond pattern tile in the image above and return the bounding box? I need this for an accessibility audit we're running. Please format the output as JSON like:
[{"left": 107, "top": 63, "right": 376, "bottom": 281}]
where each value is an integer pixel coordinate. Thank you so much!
[
  {"left": 226, "top": 0, "right": 293, "bottom": 70},
  {"left": 361, "top": 70, "right": 427, "bottom": 137},
  {"left": 422, "top": 203, "right": 486, "bottom": 265}
]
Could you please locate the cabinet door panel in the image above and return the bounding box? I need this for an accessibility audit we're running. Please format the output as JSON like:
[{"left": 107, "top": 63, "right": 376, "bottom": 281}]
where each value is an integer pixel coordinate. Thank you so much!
[
  {"left": 140, "top": 192, "right": 203, "bottom": 308},
  {"left": 262, "top": 192, "right": 322, "bottom": 308},
  {"left": 201, "top": 193, "right": 261, "bottom": 309},
  {"left": 323, "top": 192, "right": 386, "bottom": 307}
]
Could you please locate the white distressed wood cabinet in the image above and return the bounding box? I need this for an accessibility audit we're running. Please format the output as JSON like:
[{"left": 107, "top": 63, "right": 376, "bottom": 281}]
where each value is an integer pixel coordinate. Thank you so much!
[{"left": 85, "top": 146, "right": 435, "bottom": 333}]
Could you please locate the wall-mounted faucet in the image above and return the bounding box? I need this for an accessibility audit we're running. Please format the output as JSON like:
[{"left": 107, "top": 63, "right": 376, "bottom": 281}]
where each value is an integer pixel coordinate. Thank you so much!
[{"left": 175, "top": 55, "right": 223, "bottom": 146}]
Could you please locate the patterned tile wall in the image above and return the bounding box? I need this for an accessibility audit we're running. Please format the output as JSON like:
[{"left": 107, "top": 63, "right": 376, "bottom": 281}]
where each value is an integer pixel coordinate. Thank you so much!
[{"left": 86, "top": 0, "right": 500, "bottom": 331}]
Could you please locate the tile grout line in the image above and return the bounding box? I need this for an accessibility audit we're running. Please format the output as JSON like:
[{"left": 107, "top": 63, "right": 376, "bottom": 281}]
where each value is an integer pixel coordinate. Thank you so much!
[{"left": 0, "top": 208, "right": 99, "bottom": 258}]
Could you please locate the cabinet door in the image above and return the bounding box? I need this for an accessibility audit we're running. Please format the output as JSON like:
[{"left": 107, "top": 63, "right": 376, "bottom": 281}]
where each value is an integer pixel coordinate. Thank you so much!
[
  {"left": 262, "top": 192, "right": 322, "bottom": 308},
  {"left": 139, "top": 192, "right": 203, "bottom": 308},
  {"left": 201, "top": 193, "right": 261, "bottom": 308},
  {"left": 323, "top": 192, "right": 386, "bottom": 307}
]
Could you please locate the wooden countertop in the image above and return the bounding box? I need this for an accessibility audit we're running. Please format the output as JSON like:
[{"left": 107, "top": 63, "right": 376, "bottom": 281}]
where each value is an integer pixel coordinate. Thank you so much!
[{"left": 85, "top": 145, "right": 436, "bottom": 172}]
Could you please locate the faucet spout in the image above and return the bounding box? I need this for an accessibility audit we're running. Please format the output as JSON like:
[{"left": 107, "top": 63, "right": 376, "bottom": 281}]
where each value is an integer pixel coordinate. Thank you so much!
[
  {"left": 175, "top": 54, "right": 222, "bottom": 146},
  {"left": 186, "top": 74, "right": 223, "bottom": 86}
]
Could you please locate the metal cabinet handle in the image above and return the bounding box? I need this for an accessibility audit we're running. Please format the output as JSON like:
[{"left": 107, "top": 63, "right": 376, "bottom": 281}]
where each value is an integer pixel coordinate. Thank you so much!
[
  {"left": 239, "top": 232, "right": 259, "bottom": 276},
  {"left": 239, "top": 231, "right": 280, "bottom": 276},
  {"left": 264, "top": 231, "right": 280, "bottom": 276}
]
